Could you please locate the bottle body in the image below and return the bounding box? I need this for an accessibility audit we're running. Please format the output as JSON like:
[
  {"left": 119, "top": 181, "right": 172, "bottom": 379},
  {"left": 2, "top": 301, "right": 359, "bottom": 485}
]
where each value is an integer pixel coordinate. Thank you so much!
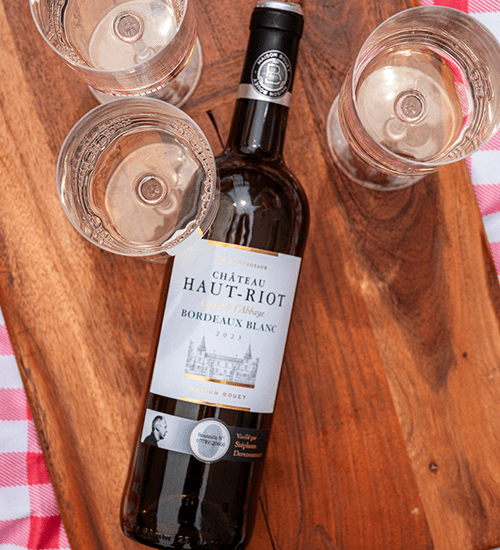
[
  {"left": 121, "top": 3, "right": 307, "bottom": 549},
  {"left": 121, "top": 387, "right": 273, "bottom": 549},
  {"left": 121, "top": 151, "right": 308, "bottom": 550}
]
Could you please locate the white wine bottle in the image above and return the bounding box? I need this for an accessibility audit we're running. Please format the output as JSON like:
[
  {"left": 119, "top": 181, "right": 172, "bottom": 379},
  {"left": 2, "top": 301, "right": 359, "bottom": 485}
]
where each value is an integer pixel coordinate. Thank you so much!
[{"left": 121, "top": 2, "right": 308, "bottom": 548}]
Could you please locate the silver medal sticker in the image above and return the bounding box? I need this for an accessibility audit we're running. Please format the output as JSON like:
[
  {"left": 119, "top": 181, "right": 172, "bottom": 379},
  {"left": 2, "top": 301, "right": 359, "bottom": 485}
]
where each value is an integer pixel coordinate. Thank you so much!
[{"left": 189, "top": 420, "right": 231, "bottom": 463}]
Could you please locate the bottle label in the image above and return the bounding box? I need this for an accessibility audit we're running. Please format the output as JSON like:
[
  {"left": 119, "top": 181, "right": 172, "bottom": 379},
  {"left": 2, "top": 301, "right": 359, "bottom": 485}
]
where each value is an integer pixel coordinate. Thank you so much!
[
  {"left": 237, "top": 49, "right": 293, "bottom": 106},
  {"left": 141, "top": 409, "right": 270, "bottom": 463},
  {"left": 150, "top": 239, "right": 301, "bottom": 413}
]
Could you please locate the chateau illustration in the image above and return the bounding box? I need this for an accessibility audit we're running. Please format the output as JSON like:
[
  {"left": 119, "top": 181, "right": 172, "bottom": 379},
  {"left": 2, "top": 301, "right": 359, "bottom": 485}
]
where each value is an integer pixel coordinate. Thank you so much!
[{"left": 185, "top": 337, "right": 259, "bottom": 387}]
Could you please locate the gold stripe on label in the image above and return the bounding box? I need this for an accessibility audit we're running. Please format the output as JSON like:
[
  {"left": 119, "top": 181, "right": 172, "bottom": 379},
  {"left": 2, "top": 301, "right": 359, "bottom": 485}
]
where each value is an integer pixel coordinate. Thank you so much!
[
  {"left": 181, "top": 396, "right": 251, "bottom": 411},
  {"left": 185, "top": 373, "right": 255, "bottom": 388},
  {"left": 207, "top": 240, "right": 278, "bottom": 256}
]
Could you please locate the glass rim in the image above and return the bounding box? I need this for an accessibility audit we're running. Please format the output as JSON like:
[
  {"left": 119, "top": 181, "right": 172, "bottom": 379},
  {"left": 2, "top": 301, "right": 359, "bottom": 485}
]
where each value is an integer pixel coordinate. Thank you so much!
[
  {"left": 348, "top": 5, "right": 500, "bottom": 170},
  {"left": 352, "top": 6, "right": 495, "bottom": 77},
  {"left": 29, "top": 0, "right": 192, "bottom": 77},
  {"left": 56, "top": 97, "right": 218, "bottom": 257}
]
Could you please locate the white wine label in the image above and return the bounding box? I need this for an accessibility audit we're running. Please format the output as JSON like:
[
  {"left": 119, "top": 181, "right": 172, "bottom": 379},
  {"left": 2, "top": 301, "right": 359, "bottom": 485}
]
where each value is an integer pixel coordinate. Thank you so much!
[
  {"left": 141, "top": 409, "right": 270, "bottom": 463},
  {"left": 150, "top": 239, "right": 301, "bottom": 413}
]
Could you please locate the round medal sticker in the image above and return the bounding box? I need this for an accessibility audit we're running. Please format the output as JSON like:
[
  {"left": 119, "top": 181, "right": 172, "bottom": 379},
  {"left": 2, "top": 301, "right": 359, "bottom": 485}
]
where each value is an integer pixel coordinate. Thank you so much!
[
  {"left": 251, "top": 50, "right": 291, "bottom": 98},
  {"left": 190, "top": 420, "right": 231, "bottom": 463}
]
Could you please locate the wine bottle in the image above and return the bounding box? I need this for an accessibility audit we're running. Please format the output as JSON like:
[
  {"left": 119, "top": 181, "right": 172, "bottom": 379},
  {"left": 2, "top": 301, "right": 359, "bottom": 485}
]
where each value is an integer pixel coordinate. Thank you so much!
[{"left": 121, "top": 2, "right": 308, "bottom": 549}]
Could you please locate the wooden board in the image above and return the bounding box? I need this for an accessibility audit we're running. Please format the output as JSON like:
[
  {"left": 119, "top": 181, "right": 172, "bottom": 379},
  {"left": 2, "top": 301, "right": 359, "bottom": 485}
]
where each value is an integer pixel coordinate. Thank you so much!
[{"left": 1, "top": 0, "right": 500, "bottom": 549}]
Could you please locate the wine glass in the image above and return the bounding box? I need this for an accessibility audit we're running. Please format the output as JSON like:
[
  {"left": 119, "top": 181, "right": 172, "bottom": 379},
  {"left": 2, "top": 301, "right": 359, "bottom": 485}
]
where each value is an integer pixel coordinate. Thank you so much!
[
  {"left": 57, "top": 98, "right": 218, "bottom": 260},
  {"left": 326, "top": 6, "right": 500, "bottom": 191},
  {"left": 29, "top": 0, "right": 202, "bottom": 107}
]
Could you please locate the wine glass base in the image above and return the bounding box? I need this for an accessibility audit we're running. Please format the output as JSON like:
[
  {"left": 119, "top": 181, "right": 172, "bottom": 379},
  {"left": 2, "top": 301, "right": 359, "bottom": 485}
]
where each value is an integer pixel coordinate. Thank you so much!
[
  {"left": 326, "top": 95, "right": 425, "bottom": 191},
  {"left": 89, "top": 38, "right": 203, "bottom": 108}
]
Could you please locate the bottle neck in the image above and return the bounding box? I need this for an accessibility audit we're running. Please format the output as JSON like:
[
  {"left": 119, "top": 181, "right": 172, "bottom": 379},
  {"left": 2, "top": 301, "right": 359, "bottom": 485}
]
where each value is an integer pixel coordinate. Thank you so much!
[
  {"left": 225, "top": 99, "right": 288, "bottom": 160},
  {"left": 224, "top": 2, "right": 303, "bottom": 160}
]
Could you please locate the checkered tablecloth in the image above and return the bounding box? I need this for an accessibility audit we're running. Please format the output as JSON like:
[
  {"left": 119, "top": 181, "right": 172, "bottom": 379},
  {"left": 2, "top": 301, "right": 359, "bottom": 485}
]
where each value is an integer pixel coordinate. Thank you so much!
[
  {"left": 2, "top": 1, "right": 500, "bottom": 548},
  {"left": 0, "top": 310, "right": 70, "bottom": 549},
  {"left": 421, "top": 0, "right": 500, "bottom": 276}
]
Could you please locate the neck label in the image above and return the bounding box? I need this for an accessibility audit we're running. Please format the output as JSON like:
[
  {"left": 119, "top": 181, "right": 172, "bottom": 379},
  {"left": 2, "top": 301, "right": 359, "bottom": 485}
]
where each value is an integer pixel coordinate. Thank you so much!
[{"left": 237, "top": 49, "right": 293, "bottom": 107}]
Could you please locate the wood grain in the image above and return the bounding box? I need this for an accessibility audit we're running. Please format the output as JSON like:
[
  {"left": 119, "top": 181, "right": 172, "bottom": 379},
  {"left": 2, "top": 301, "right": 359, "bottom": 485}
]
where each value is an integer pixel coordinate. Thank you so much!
[{"left": 1, "top": 0, "right": 500, "bottom": 549}]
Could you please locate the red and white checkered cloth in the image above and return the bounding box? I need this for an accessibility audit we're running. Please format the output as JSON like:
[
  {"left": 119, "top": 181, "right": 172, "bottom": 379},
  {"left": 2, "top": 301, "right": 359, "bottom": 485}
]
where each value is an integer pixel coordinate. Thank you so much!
[
  {"left": 2, "top": 1, "right": 500, "bottom": 548},
  {"left": 422, "top": 1, "right": 500, "bottom": 273},
  {"left": 0, "top": 309, "right": 70, "bottom": 550}
]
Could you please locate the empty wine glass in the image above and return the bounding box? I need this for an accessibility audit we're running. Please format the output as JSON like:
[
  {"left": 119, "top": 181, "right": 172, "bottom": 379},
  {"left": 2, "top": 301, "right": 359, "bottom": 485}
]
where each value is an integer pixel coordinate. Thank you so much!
[
  {"left": 326, "top": 6, "right": 500, "bottom": 190},
  {"left": 57, "top": 98, "right": 218, "bottom": 260},
  {"left": 30, "top": 0, "right": 202, "bottom": 107}
]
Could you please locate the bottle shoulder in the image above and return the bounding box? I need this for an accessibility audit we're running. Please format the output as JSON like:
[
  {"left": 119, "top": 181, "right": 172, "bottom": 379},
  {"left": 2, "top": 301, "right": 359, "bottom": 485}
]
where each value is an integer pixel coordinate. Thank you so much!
[
  {"left": 215, "top": 150, "right": 308, "bottom": 203},
  {"left": 211, "top": 150, "right": 309, "bottom": 256}
]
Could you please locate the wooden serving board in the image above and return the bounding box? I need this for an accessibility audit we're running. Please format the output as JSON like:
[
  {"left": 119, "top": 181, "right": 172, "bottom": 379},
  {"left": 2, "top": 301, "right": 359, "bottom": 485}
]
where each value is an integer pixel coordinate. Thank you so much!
[{"left": 2, "top": 0, "right": 500, "bottom": 549}]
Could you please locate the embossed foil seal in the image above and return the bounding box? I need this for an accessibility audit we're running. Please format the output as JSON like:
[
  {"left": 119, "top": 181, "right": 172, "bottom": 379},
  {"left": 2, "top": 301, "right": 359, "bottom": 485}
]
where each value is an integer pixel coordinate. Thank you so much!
[{"left": 251, "top": 50, "right": 291, "bottom": 99}]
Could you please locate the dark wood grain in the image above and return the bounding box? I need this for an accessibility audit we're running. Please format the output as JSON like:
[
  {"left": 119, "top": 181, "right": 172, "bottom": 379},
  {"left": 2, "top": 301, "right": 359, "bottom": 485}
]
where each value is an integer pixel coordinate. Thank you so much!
[{"left": 1, "top": 0, "right": 500, "bottom": 549}]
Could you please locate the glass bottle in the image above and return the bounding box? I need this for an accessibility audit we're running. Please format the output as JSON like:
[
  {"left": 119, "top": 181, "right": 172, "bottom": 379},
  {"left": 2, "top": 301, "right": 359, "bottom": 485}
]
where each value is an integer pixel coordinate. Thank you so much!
[{"left": 121, "top": 2, "right": 308, "bottom": 549}]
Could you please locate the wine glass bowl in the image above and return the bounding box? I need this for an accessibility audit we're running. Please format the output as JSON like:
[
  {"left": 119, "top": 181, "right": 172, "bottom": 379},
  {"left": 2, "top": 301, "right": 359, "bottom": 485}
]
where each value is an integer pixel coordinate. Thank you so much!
[
  {"left": 326, "top": 7, "right": 500, "bottom": 190},
  {"left": 29, "top": 0, "right": 202, "bottom": 106},
  {"left": 57, "top": 98, "right": 218, "bottom": 259}
]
